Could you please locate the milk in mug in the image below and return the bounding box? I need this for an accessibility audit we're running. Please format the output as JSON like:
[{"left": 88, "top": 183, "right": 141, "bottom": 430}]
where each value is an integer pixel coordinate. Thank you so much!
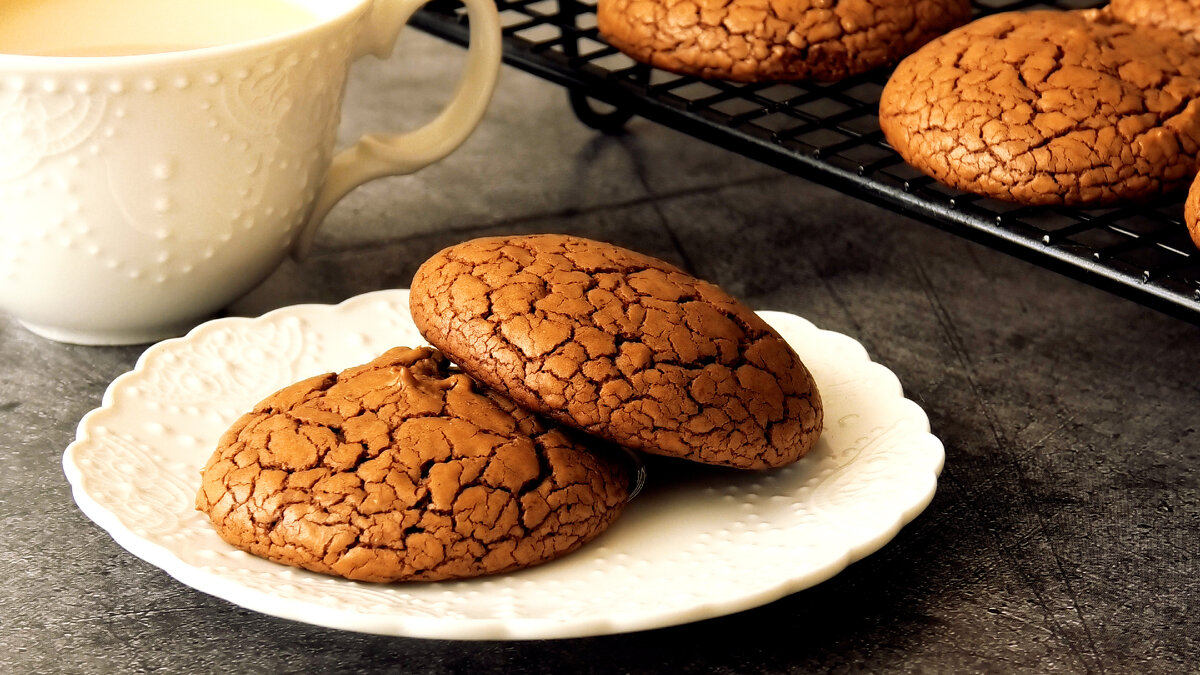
[{"left": 0, "top": 0, "right": 320, "bottom": 56}]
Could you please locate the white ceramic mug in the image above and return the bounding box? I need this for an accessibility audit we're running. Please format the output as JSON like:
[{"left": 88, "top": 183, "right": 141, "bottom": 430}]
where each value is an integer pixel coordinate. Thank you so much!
[{"left": 0, "top": 0, "right": 501, "bottom": 345}]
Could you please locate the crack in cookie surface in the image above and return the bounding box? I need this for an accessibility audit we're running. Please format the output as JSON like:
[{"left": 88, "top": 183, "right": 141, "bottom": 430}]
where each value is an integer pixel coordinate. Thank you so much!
[
  {"left": 195, "top": 346, "right": 628, "bottom": 583},
  {"left": 410, "top": 235, "right": 823, "bottom": 470},
  {"left": 597, "top": 0, "right": 970, "bottom": 82},
  {"left": 879, "top": 10, "right": 1200, "bottom": 206}
]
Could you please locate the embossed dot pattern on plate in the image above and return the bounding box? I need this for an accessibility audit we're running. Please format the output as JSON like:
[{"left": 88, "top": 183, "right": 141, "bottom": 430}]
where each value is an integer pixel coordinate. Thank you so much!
[{"left": 64, "top": 290, "right": 942, "bottom": 639}]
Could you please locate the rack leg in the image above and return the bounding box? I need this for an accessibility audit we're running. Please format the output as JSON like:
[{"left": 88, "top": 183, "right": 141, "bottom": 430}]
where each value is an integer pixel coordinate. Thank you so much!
[{"left": 568, "top": 90, "right": 635, "bottom": 134}]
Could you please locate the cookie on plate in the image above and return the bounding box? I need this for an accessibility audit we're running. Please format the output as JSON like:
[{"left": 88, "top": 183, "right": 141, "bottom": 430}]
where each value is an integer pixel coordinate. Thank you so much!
[
  {"left": 195, "top": 346, "right": 630, "bottom": 583},
  {"left": 409, "top": 234, "right": 823, "bottom": 470},
  {"left": 596, "top": 0, "right": 971, "bottom": 82},
  {"left": 879, "top": 10, "right": 1200, "bottom": 206}
]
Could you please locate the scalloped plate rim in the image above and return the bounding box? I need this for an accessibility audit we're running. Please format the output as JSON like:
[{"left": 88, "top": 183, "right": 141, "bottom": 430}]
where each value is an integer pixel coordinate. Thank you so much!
[{"left": 62, "top": 288, "right": 944, "bottom": 640}]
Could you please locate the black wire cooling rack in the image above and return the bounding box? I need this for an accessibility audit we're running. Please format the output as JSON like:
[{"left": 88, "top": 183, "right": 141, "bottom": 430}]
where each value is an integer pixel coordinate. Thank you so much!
[{"left": 411, "top": 0, "right": 1200, "bottom": 324}]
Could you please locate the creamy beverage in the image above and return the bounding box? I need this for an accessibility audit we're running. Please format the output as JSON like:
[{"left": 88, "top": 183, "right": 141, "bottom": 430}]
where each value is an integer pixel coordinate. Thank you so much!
[{"left": 0, "top": 0, "right": 320, "bottom": 56}]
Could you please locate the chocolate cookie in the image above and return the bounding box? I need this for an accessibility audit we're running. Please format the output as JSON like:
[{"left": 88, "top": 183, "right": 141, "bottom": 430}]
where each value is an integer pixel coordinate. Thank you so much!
[
  {"left": 1108, "top": 0, "right": 1200, "bottom": 38},
  {"left": 596, "top": 0, "right": 971, "bottom": 82},
  {"left": 879, "top": 10, "right": 1200, "bottom": 206},
  {"left": 1185, "top": 172, "right": 1200, "bottom": 251},
  {"left": 195, "top": 346, "right": 629, "bottom": 583},
  {"left": 409, "top": 235, "right": 823, "bottom": 470}
]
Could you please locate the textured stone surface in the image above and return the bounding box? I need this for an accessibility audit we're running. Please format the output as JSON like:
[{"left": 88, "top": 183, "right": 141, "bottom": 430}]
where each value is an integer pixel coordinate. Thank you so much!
[
  {"left": 597, "top": 0, "right": 970, "bottom": 82},
  {"left": 880, "top": 10, "right": 1200, "bottom": 206},
  {"left": 1, "top": 28, "right": 1198, "bottom": 675}
]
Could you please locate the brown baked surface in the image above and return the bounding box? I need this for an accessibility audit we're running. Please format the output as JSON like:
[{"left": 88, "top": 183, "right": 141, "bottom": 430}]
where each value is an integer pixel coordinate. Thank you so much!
[
  {"left": 596, "top": 0, "right": 970, "bottom": 82},
  {"left": 195, "top": 346, "right": 629, "bottom": 583},
  {"left": 879, "top": 10, "right": 1200, "bottom": 206},
  {"left": 1108, "top": 0, "right": 1200, "bottom": 38},
  {"left": 409, "top": 235, "right": 823, "bottom": 470},
  {"left": 1186, "top": 173, "right": 1200, "bottom": 250}
]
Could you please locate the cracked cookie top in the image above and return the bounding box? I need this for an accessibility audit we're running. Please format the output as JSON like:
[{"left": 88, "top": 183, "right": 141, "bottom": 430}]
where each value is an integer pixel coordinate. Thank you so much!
[
  {"left": 596, "top": 0, "right": 970, "bottom": 82},
  {"left": 1108, "top": 0, "right": 1200, "bottom": 39},
  {"left": 410, "top": 235, "right": 823, "bottom": 470},
  {"left": 195, "top": 346, "right": 629, "bottom": 583},
  {"left": 879, "top": 10, "right": 1200, "bottom": 206}
]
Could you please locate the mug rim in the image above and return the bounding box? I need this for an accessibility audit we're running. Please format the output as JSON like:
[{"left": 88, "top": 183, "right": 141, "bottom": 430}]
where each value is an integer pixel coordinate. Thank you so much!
[{"left": 0, "top": 0, "right": 376, "bottom": 69}]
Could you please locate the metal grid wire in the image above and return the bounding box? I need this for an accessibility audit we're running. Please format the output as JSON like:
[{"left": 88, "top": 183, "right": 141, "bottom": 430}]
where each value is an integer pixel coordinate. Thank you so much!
[{"left": 411, "top": 0, "right": 1200, "bottom": 323}]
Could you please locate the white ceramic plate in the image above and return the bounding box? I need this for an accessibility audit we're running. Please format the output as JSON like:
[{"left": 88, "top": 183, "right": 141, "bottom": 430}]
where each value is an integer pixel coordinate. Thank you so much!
[{"left": 63, "top": 289, "right": 943, "bottom": 640}]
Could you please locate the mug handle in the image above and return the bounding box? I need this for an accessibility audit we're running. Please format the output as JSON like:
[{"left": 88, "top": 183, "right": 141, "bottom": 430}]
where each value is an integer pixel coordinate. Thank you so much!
[{"left": 291, "top": 0, "right": 503, "bottom": 260}]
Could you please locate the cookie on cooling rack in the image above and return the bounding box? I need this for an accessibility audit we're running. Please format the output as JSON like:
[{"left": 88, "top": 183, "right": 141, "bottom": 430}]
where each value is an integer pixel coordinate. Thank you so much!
[
  {"left": 595, "top": 0, "right": 971, "bottom": 82},
  {"left": 879, "top": 10, "right": 1200, "bottom": 206},
  {"left": 195, "top": 346, "right": 630, "bottom": 583},
  {"left": 409, "top": 234, "right": 823, "bottom": 470},
  {"left": 1185, "top": 172, "right": 1200, "bottom": 251}
]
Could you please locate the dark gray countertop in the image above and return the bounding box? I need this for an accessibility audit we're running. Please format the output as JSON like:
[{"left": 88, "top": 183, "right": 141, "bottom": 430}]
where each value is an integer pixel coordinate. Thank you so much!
[{"left": 2, "top": 32, "right": 1197, "bottom": 674}]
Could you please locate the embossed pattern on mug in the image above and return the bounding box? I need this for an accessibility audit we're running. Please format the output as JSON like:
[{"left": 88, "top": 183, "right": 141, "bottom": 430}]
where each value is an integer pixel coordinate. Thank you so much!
[{"left": 0, "top": 35, "right": 352, "bottom": 287}]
